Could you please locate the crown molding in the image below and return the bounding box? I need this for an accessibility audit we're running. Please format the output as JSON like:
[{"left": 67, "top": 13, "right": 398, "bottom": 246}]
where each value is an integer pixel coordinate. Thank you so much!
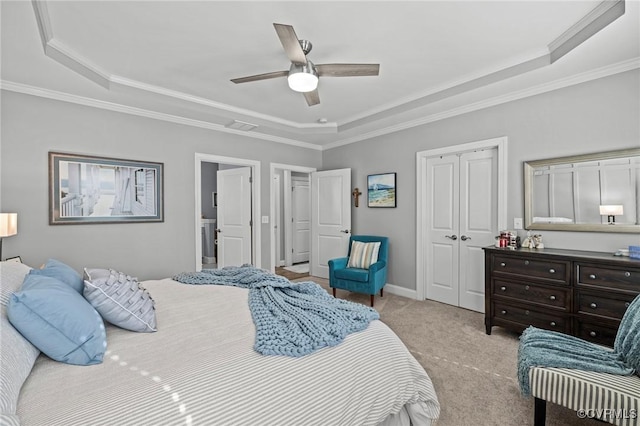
[
  {"left": 0, "top": 80, "right": 323, "bottom": 151},
  {"left": 324, "top": 58, "right": 640, "bottom": 150},
  {"left": 3, "top": 57, "right": 636, "bottom": 152},
  {"left": 549, "top": 0, "right": 625, "bottom": 63},
  {"left": 110, "top": 76, "right": 337, "bottom": 134}
]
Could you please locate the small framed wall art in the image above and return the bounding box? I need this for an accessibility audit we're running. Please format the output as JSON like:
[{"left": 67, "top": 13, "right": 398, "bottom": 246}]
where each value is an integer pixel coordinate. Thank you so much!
[
  {"left": 367, "top": 172, "right": 397, "bottom": 208},
  {"left": 49, "top": 152, "right": 164, "bottom": 224}
]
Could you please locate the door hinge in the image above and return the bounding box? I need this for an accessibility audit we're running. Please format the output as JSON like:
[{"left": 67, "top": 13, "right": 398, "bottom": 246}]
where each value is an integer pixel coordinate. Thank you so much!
[
  {"left": 249, "top": 220, "right": 252, "bottom": 227},
  {"left": 249, "top": 176, "right": 253, "bottom": 183}
]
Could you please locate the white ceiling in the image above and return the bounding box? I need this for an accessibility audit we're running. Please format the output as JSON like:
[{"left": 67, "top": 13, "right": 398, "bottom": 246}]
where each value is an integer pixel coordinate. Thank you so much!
[{"left": 1, "top": 1, "right": 639, "bottom": 150}]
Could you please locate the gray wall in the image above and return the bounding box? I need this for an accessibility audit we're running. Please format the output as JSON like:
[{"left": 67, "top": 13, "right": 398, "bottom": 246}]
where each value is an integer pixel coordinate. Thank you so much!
[
  {"left": 0, "top": 91, "right": 321, "bottom": 279},
  {"left": 2, "top": 71, "right": 638, "bottom": 286},
  {"left": 200, "top": 162, "right": 218, "bottom": 220},
  {"left": 322, "top": 70, "right": 640, "bottom": 291}
]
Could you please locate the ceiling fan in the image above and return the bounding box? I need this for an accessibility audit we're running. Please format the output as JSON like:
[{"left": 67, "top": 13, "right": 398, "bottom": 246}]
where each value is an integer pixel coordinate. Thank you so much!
[{"left": 230, "top": 23, "right": 380, "bottom": 106}]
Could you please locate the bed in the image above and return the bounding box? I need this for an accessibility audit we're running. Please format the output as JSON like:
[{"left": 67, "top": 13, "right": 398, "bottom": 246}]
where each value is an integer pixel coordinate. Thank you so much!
[{"left": 1, "top": 260, "right": 440, "bottom": 426}]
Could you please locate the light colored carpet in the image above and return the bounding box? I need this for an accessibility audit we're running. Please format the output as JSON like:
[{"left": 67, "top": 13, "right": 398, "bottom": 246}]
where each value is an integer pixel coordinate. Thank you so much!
[{"left": 296, "top": 276, "right": 603, "bottom": 426}]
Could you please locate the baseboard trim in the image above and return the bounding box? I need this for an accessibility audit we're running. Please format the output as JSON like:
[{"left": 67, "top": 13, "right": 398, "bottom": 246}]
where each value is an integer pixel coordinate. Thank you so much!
[{"left": 384, "top": 283, "right": 418, "bottom": 300}]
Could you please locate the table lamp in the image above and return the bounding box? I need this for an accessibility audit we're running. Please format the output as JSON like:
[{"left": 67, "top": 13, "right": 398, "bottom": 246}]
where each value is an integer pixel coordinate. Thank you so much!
[
  {"left": 0, "top": 213, "right": 18, "bottom": 260},
  {"left": 599, "top": 205, "right": 623, "bottom": 225}
]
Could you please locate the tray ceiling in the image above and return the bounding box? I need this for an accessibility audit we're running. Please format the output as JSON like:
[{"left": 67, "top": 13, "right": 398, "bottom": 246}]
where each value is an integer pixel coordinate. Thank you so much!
[{"left": 1, "top": 1, "right": 638, "bottom": 149}]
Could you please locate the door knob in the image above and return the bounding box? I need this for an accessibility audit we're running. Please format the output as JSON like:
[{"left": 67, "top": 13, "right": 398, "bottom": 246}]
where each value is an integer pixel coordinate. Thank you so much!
[
  {"left": 460, "top": 235, "right": 471, "bottom": 241},
  {"left": 215, "top": 229, "right": 222, "bottom": 233},
  {"left": 445, "top": 235, "right": 458, "bottom": 240},
  {"left": 340, "top": 229, "right": 350, "bottom": 234}
]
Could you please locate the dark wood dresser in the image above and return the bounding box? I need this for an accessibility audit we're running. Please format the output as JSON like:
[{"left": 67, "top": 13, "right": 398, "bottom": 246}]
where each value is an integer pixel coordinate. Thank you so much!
[{"left": 484, "top": 246, "right": 640, "bottom": 347}]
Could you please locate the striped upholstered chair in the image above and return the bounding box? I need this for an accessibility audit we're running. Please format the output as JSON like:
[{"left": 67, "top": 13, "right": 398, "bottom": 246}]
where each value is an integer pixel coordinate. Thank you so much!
[
  {"left": 528, "top": 367, "right": 640, "bottom": 426},
  {"left": 328, "top": 235, "right": 388, "bottom": 307},
  {"left": 519, "top": 294, "right": 640, "bottom": 426}
]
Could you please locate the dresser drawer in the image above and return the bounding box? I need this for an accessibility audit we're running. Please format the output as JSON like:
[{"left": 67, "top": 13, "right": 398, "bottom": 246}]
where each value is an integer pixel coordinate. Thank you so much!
[
  {"left": 493, "top": 279, "right": 569, "bottom": 310},
  {"left": 493, "top": 255, "right": 569, "bottom": 284},
  {"left": 577, "top": 264, "right": 640, "bottom": 292},
  {"left": 492, "top": 301, "right": 569, "bottom": 333},
  {"left": 575, "top": 290, "right": 636, "bottom": 320},
  {"left": 574, "top": 318, "right": 618, "bottom": 347}
]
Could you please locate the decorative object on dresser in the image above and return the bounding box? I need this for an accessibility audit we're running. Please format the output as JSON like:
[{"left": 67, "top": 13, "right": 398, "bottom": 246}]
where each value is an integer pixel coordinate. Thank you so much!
[{"left": 484, "top": 246, "right": 640, "bottom": 347}]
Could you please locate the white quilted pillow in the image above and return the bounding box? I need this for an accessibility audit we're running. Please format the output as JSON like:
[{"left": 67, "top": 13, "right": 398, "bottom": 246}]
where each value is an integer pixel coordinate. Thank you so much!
[{"left": 83, "top": 268, "right": 157, "bottom": 333}]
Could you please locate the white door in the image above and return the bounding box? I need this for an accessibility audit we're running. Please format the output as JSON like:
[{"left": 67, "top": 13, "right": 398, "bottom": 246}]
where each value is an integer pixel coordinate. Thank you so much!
[
  {"left": 310, "top": 168, "right": 351, "bottom": 278},
  {"left": 425, "top": 155, "right": 460, "bottom": 306},
  {"left": 426, "top": 149, "right": 497, "bottom": 312},
  {"left": 292, "top": 177, "right": 310, "bottom": 264},
  {"left": 458, "top": 150, "right": 498, "bottom": 311},
  {"left": 217, "top": 167, "right": 252, "bottom": 268}
]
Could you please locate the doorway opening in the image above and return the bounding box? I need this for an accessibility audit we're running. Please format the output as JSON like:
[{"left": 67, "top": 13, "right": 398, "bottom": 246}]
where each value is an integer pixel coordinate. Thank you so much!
[
  {"left": 195, "top": 153, "right": 261, "bottom": 272},
  {"left": 270, "top": 163, "right": 316, "bottom": 277}
]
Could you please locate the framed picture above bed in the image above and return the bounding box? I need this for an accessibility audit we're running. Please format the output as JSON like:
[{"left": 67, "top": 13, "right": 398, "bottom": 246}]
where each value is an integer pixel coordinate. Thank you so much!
[
  {"left": 367, "top": 172, "right": 397, "bottom": 208},
  {"left": 49, "top": 152, "right": 164, "bottom": 224}
]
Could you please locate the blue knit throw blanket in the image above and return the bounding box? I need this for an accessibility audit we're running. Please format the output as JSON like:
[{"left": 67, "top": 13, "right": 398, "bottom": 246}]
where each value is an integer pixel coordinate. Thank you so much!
[
  {"left": 173, "top": 265, "right": 380, "bottom": 357},
  {"left": 517, "top": 293, "right": 640, "bottom": 396}
]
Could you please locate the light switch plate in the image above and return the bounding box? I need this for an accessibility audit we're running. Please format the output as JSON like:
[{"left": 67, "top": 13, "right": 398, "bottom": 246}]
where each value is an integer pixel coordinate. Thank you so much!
[{"left": 514, "top": 218, "right": 523, "bottom": 230}]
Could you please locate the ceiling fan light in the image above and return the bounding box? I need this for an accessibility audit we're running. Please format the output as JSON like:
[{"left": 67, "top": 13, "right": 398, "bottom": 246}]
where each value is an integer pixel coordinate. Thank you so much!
[{"left": 288, "top": 62, "right": 318, "bottom": 92}]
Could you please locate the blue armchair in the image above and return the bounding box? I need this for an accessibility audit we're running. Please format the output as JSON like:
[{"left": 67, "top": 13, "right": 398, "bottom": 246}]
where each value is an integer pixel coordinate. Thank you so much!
[{"left": 328, "top": 235, "right": 388, "bottom": 307}]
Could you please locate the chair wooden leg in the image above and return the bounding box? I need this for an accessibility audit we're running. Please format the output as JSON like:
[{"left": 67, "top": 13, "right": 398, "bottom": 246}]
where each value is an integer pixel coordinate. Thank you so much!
[
  {"left": 370, "top": 295, "right": 374, "bottom": 307},
  {"left": 534, "top": 398, "right": 546, "bottom": 426},
  {"left": 380, "top": 288, "right": 383, "bottom": 297},
  {"left": 332, "top": 288, "right": 336, "bottom": 298}
]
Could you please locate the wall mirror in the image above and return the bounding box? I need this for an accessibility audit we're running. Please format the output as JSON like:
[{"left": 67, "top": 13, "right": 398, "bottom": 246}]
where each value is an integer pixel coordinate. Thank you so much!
[{"left": 524, "top": 148, "right": 640, "bottom": 233}]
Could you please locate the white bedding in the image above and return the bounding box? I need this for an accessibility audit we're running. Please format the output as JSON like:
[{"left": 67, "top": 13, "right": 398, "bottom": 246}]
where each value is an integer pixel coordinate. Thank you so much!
[{"left": 16, "top": 279, "right": 440, "bottom": 425}]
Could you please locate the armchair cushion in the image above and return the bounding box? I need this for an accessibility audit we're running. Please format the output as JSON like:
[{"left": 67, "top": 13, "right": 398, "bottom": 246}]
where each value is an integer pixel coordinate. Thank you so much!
[
  {"left": 334, "top": 268, "right": 369, "bottom": 283},
  {"left": 347, "top": 241, "right": 380, "bottom": 269}
]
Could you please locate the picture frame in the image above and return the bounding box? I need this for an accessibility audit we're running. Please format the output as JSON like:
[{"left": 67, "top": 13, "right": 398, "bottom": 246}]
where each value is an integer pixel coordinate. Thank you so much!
[
  {"left": 367, "top": 172, "right": 397, "bottom": 208},
  {"left": 49, "top": 152, "right": 164, "bottom": 224}
]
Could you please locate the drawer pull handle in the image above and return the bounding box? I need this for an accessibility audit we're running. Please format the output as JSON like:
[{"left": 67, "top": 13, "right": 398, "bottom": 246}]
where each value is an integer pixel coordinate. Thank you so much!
[
  {"left": 525, "top": 310, "right": 530, "bottom": 315},
  {"left": 625, "top": 272, "right": 631, "bottom": 278},
  {"left": 550, "top": 321, "right": 556, "bottom": 327},
  {"left": 549, "top": 295, "right": 556, "bottom": 301},
  {"left": 590, "top": 303, "right": 597, "bottom": 309},
  {"left": 500, "top": 286, "right": 506, "bottom": 291},
  {"left": 500, "top": 262, "right": 506, "bottom": 267},
  {"left": 524, "top": 260, "right": 530, "bottom": 265},
  {"left": 625, "top": 302, "right": 630, "bottom": 308},
  {"left": 589, "top": 274, "right": 597, "bottom": 279},
  {"left": 549, "top": 268, "right": 556, "bottom": 274},
  {"left": 501, "top": 310, "right": 507, "bottom": 315},
  {"left": 525, "top": 285, "right": 530, "bottom": 291},
  {"left": 589, "top": 331, "right": 597, "bottom": 337}
]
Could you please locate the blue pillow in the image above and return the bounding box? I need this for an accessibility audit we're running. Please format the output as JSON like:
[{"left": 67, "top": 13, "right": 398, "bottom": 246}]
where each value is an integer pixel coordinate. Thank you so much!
[
  {"left": 29, "top": 258, "right": 83, "bottom": 293},
  {"left": 7, "top": 274, "right": 106, "bottom": 365}
]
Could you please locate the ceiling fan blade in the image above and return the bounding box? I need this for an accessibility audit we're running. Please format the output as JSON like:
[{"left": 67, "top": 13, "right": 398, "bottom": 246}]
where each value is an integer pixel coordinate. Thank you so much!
[
  {"left": 273, "top": 23, "right": 307, "bottom": 65},
  {"left": 230, "top": 70, "right": 288, "bottom": 84},
  {"left": 316, "top": 64, "right": 380, "bottom": 77},
  {"left": 303, "top": 89, "right": 320, "bottom": 106}
]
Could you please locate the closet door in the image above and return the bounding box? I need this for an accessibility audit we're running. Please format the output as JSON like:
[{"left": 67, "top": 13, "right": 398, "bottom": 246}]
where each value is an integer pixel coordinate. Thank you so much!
[
  {"left": 458, "top": 150, "right": 498, "bottom": 312},
  {"left": 426, "top": 149, "right": 497, "bottom": 312},
  {"left": 425, "top": 155, "right": 460, "bottom": 306}
]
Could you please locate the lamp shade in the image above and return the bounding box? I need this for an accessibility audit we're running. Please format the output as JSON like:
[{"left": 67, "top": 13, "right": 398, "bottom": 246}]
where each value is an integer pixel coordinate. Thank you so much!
[
  {"left": 599, "top": 205, "right": 624, "bottom": 216},
  {"left": 287, "top": 62, "right": 318, "bottom": 93},
  {"left": 0, "top": 213, "right": 17, "bottom": 237}
]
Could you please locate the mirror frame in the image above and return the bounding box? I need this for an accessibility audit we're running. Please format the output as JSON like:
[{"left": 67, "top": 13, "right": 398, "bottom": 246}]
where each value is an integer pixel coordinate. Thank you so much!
[{"left": 524, "top": 148, "right": 640, "bottom": 233}]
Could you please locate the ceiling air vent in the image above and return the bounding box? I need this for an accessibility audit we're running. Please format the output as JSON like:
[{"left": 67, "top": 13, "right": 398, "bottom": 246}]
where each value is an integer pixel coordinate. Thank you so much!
[{"left": 225, "top": 120, "right": 258, "bottom": 131}]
